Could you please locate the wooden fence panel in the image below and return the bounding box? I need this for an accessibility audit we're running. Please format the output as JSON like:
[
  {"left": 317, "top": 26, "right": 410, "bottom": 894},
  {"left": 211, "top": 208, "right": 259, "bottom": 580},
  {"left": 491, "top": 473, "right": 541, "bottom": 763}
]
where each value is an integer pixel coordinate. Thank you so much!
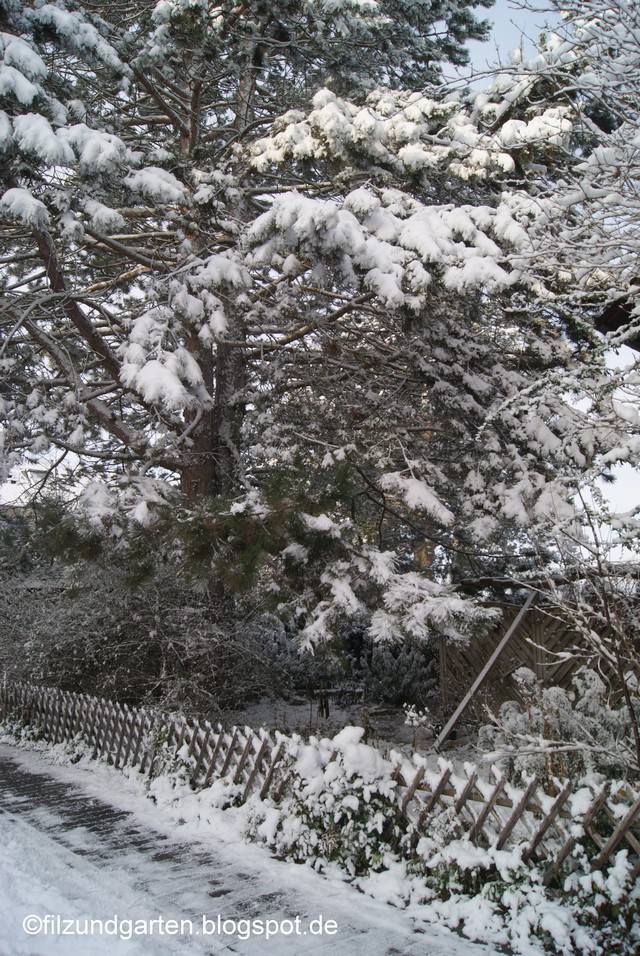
[{"left": 441, "top": 603, "right": 628, "bottom": 717}]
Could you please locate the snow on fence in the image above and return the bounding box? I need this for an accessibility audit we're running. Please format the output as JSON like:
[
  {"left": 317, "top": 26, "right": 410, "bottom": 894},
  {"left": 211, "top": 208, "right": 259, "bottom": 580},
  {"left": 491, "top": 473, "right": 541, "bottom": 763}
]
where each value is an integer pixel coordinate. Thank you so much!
[{"left": 1, "top": 679, "right": 639, "bottom": 893}]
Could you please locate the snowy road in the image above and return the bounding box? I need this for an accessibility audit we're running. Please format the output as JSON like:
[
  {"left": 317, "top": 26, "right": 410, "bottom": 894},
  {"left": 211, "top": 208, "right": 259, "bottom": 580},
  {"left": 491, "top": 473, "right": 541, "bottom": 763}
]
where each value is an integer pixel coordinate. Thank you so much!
[{"left": 0, "top": 742, "right": 498, "bottom": 955}]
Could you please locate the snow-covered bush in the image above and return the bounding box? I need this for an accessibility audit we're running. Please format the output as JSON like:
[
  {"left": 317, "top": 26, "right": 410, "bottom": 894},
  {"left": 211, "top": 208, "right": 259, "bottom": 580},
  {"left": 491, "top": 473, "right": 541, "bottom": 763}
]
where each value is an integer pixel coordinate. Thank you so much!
[
  {"left": 385, "top": 803, "right": 633, "bottom": 953},
  {"left": 405, "top": 843, "right": 640, "bottom": 955},
  {"left": 385, "top": 815, "right": 639, "bottom": 953},
  {"left": 242, "top": 722, "right": 640, "bottom": 953},
  {"left": 245, "top": 727, "right": 403, "bottom": 875},
  {"left": 478, "top": 667, "right": 638, "bottom": 784},
  {"left": 561, "top": 845, "right": 640, "bottom": 953},
  {"left": 143, "top": 724, "right": 192, "bottom": 789}
]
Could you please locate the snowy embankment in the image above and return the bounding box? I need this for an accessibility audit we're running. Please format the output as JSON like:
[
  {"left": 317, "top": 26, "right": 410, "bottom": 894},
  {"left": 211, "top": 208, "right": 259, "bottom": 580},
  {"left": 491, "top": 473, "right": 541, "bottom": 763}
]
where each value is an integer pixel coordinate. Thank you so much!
[{"left": 0, "top": 738, "right": 494, "bottom": 956}]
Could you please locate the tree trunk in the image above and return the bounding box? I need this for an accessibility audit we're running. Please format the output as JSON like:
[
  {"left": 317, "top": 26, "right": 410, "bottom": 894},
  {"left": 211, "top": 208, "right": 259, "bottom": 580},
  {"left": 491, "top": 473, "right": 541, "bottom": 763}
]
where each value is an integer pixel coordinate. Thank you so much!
[
  {"left": 180, "top": 336, "right": 215, "bottom": 506},
  {"left": 212, "top": 327, "right": 246, "bottom": 497},
  {"left": 179, "top": 330, "right": 246, "bottom": 505}
]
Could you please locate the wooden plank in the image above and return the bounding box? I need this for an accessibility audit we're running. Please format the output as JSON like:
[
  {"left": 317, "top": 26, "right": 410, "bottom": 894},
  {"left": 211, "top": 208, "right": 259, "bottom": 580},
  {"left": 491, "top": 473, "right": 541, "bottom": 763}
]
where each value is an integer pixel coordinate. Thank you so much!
[
  {"left": 272, "top": 746, "right": 292, "bottom": 802},
  {"left": 50, "top": 692, "right": 63, "bottom": 743},
  {"left": 92, "top": 701, "right": 109, "bottom": 759},
  {"left": 187, "top": 721, "right": 203, "bottom": 761},
  {"left": 435, "top": 592, "right": 536, "bottom": 750},
  {"left": 36, "top": 688, "right": 48, "bottom": 732},
  {"left": 108, "top": 704, "right": 125, "bottom": 760},
  {"left": 50, "top": 691, "right": 61, "bottom": 742},
  {"left": 69, "top": 693, "right": 84, "bottom": 738},
  {"left": 57, "top": 692, "right": 70, "bottom": 743},
  {"left": 113, "top": 705, "right": 132, "bottom": 769},
  {"left": 454, "top": 770, "right": 478, "bottom": 814},
  {"left": 543, "top": 786, "right": 609, "bottom": 886},
  {"left": 119, "top": 707, "right": 139, "bottom": 768},
  {"left": 219, "top": 728, "right": 240, "bottom": 778},
  {"left": 28, "top": 688, "right": 39, "bottom": 724},
  {"left": 409, "top": 766, "right": 454, "bottom": 848},
  {"left": 594, "top": 799, "right": 640, "bottom": 859},
  {"left": 85, "top": 696, "right": 99, "bottom": 742},
  {"left": 399, "top": 767, "right": 426, "bottom": 818},
  {"left": 469, "top": 773, "right": 505, "bottom": 843},
  {"left": 583, "top": 823, "right": 606, "bottom": 852},
  {"left": 63, "top": 692, "right": 77, "bottom": 741},
  {"left": 93, "top": 700, "right": 108, "bottom": 760},
  {"left": 184, "top": 724, "right": 202, "bottom": 780},
  {"left": 78, "top": 695, "right": 93, "bottom": 740},
  {"left": 164, "top": 718, "right": 180, "bottom": 751},
  {"left": 495, "top": 777, "right": 539, "bottom": 850},
  {"left": 523, "top": 781, "right": 572, "bottom": 862},
  {"left": 136, "top": 714, "right": 156, "bottom": 773},
  {"left": 191, "top": 726, "right": 212, "bottom": 786},
  {"left": 391, "top": 762, "right": 407, "bottom": 787},
  {"left": 93, "top": 699, "right": 110, "bottom": 755},
  {"left": 242, "top": 736, "right": 270, "bottom": 802},
  {"left": 592, "top": 793, "right": 640, "bottom": 870},
  {"left": 99, "top": 704, "right": 118, "bottom": 760},
  {"left": 27, "top": 688, "right": 39, "bottom": 730},
  {"left": 422, "top": 766, "right": 455, "bottom": 817},
  {"left": 20, "top": 684, "right": 33, "bottom": 725},
  {"left": 173, "top": 718, "right": 189, "bottom": 754},
  {"left": 103, "top": 703, "right": 122, "bottom": 762},
  {"left": 66, "top": 692, "right": 79, "bottom": 738},
  {"left": 203, "top": 725, "right": 226, "bottom": 787},
  {"left": 233, "top": 732, "right": 257, "bottom": 786},
  {"left": 55, "top": 692, "right": 69, "bottom": 743},
  {"left": 259, "top": 741, "right": 285, "bottom": 800}
]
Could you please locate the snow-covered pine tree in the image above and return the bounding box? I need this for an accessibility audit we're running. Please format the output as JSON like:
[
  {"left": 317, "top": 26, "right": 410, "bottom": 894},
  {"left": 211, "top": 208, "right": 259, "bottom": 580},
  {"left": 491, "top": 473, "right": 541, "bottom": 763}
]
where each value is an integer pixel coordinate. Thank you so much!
[
  {"left": 1, "top": 0, "right": 625, "bottom": 652},
  {"left": 0, "top": 0, "right": 493, "bottom": 494}
]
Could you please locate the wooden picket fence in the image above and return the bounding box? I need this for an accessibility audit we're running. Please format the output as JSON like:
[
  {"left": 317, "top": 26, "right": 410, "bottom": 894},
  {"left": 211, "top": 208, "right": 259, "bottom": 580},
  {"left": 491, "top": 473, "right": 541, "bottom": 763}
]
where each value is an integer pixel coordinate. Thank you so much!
[
  {"left": 0, "top": 681, "right": 287, "bottom": 804},
  {"left": 1, "top": 679, "right": 639, "bottom": 893}
]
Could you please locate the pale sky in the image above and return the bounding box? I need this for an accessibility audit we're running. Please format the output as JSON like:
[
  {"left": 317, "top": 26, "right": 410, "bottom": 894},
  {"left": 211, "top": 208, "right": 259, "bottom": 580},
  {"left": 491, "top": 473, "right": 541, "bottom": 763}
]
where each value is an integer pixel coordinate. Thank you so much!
[{"left": 471, "top": 0, "right": 559, "bottom": 71}]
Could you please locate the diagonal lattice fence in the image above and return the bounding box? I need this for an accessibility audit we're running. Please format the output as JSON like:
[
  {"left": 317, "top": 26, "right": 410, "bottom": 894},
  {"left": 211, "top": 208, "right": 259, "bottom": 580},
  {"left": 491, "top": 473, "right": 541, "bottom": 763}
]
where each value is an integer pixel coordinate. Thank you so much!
[{"left": 1, "top": 679, "right": 639, "bottom": 894}]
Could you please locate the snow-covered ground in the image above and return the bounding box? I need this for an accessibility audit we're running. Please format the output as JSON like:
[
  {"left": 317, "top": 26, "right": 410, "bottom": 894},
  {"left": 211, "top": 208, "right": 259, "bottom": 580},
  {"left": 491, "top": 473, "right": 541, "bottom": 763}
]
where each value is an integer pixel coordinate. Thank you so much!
[{"left": 0, "top": 740, "right": 498, "bottom": 956}]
